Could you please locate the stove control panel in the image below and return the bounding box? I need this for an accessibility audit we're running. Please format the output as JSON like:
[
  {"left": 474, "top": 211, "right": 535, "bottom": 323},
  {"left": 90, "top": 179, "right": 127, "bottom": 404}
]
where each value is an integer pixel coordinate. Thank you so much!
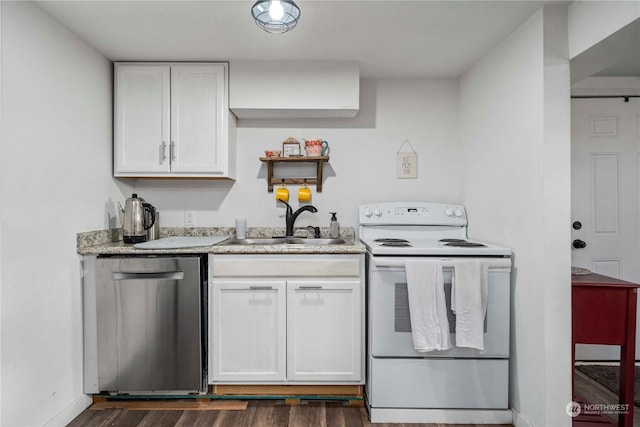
[
  {"left": 444, "top": 207, "right": 464, "bottom": 217},
  {"left": 359, "top": 202, "right": 467, "bottom": 226}
]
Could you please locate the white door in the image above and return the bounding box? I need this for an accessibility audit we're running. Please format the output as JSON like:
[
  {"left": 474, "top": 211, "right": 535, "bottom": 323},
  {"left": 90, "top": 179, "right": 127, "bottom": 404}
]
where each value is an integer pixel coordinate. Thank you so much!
[
  {"left": 571, "top": 97, "right": 640, "bottom": 360},
  {"left": 170, "top": 64, "right": 226, "bottom": 174},
  {"left": 114, "top": 64, "right": 171, "bottom": 174},
  {"left": 210, "top": 280, "right": 286, "bottom": 382},
  {"left": 287, "top": 280, "right": 362, "bottom": 382}
]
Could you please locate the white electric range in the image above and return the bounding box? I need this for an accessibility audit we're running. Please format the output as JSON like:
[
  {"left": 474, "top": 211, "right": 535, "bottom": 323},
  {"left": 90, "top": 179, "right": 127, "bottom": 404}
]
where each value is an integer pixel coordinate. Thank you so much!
[{"left": 360, "top": 202, "right": 513, "bottom": 424}]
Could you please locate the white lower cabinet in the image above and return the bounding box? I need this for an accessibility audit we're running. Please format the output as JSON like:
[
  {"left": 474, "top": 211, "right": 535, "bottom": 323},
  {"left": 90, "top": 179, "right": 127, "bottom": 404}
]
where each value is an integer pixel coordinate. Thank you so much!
[
  {"left": 287, "top": 280, "right": 361, "bottom": 381},
  {"left": 209, "top": 254, "right": 364, "bottom": 384},
  {"left": 211, "top": 281, "right": 286, "bottom": 382}
]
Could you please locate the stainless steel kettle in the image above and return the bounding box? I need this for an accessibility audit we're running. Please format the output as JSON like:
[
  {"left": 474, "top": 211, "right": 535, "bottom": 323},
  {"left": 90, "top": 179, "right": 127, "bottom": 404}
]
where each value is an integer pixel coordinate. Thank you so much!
[{"left": 119, "top": 194, "right": 156, "bottom": 244}]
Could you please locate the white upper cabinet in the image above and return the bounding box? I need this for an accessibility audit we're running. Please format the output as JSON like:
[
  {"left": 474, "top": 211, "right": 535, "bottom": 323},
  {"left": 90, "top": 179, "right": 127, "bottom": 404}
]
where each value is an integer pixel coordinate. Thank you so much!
[
  {"left": 114, "top": 62, "right": 236, "bottom": 178},
  {"left": 230, "top": 61, "right": 360, "bottom": 119}
]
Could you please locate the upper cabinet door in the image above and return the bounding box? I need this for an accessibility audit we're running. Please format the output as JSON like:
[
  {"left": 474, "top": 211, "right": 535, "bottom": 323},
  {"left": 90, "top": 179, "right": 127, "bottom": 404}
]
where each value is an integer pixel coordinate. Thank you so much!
[
  {"left": 114, "top": 65, "right": 171, "bottom": 174},
  {"left": 170, "top": 65, "right": 226, "bottom": 174}
]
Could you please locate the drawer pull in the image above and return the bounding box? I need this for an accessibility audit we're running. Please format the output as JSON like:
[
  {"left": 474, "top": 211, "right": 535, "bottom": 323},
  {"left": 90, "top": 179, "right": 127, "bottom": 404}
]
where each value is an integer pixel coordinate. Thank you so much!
[
  {"left": 298, "top": 285, "right": 323, "bottom": 290},
  {"left": 249, "top": 285, "right": 274, "bottom": 290}
]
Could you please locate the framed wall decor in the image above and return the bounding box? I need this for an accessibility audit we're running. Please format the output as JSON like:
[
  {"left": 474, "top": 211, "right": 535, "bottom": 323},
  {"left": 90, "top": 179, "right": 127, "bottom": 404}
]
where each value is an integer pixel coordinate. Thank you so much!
[{"left": 282, "top": 141, "right": 301, "bottom": 157}]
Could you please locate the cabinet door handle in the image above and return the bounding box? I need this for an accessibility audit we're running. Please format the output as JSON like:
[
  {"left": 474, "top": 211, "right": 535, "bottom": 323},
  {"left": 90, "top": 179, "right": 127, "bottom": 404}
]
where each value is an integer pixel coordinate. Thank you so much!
[
  {"left": 249, "top": 285, "right": 274, "bottom": 290},
  {"left": 298, "top": 285, "right": 323, "bottom": 290},
  {"left": 161, "top": 141, "right": 167, "bottom": 162},
  {"left": 171, "top": 141, "right": 176, "bottom": 161}
]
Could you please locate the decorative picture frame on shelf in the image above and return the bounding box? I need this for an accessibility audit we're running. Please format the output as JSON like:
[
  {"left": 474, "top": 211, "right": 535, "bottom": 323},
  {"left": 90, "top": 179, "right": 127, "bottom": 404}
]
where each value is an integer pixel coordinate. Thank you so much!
[{"left": 282, "top": 141, "right": 301, "bottom": 157}]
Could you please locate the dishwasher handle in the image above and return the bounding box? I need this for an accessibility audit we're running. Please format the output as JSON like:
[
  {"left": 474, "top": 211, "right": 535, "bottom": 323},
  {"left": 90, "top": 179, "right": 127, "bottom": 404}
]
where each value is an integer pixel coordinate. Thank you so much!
[{"left": 111, "top": 271, "right": 185, "bottom": 281}]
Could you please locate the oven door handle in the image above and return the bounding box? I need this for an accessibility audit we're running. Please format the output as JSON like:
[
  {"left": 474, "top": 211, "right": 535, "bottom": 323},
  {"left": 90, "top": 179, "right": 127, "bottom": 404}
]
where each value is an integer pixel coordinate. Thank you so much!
[{"left": 371, "top": 258, "right": 511, "bottom": 269}]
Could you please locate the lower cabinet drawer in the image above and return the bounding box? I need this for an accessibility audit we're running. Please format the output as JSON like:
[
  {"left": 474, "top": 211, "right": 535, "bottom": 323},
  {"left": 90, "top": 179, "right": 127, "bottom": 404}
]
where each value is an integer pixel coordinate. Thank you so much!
[
  {"left": 369, "top": 358, "right": 508, "bottom": 409},
  {"left": 211, "top": 254, "right": 362, "bottom": 278}
]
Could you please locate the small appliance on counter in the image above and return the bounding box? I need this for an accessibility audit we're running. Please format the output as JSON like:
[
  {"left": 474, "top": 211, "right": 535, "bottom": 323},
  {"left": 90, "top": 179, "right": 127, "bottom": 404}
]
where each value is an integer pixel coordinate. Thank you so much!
[{"left": 119, "top": 194, "right": 156, "bottom": 244}]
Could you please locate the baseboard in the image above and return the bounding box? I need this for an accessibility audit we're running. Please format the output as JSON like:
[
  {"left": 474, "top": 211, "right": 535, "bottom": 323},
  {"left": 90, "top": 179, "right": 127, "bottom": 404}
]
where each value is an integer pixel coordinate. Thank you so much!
[
  {"left": 368, "top": 408, "right": 512, "bottom": 424},
  {"left": 211, "top": 384, "right": 363, "bottom": 396},
  {"left": 44, "top": 394, "right": 92, "bottom": 427},
  {"left": 512, "top": 406, "right": 535, "bottom": 427}
]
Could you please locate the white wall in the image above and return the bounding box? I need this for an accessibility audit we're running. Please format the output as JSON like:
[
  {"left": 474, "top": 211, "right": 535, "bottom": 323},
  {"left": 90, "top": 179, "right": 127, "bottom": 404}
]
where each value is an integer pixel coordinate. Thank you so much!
[
  {"left": 0, "top": 4, "right": 4, "bottom": 425},
  {"left": 459, "top": 5, "right": 571, "bottom": 427},
  {"left": 568, "top": 0, "right": 640, "bottom": 59},
  {"left": 1, "top": 2, "right": 127, "bottom": 425},
  {"left": 133, "top": 78, "right": 461, "bottom": 231}
]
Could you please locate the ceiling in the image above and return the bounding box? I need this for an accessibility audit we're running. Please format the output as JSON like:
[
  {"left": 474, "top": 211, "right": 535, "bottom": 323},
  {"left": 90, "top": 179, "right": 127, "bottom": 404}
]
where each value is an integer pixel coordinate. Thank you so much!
[
  {"left": 570, "top": 17, "right": 640, "bottom": 83},
  {"left": 34, "top": 0, "right": 552, "bottom": 79}
]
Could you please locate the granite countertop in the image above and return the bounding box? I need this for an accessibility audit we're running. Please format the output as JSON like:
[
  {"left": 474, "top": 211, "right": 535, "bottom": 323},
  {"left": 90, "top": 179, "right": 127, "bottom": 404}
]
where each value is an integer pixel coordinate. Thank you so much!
[{"left": 77, "top": 227, "right": 365, "bottom": 255}]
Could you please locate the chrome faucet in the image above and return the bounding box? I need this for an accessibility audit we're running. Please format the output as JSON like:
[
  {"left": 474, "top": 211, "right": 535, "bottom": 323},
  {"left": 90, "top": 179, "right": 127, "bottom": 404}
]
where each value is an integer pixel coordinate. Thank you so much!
[{"left": 278, "top": 199, "right": 318, "bottom": 236}]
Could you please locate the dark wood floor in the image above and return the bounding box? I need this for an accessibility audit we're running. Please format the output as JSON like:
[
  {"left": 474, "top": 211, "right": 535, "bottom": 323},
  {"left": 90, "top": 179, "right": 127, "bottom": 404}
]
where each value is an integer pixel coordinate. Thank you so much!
[
  {"left": 68, "top": 399, "right": 512, "bottom": 427},
  {"left": 68, "top": 368, "right": 638, "bottom": 426},
  {"left": 574, "top": 366, "right": 640, "bottom": 427}
]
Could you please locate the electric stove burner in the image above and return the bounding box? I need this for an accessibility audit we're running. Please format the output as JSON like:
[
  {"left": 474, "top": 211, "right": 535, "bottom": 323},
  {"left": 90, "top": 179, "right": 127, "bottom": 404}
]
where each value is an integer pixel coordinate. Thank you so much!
[
  {"left": 380, "top": 241, "right": 412, "bottom": 247},
  {"left": 444, "top": 242, "right": 487, "bottom": 247},
  {"left": 439, "top": 238, "right": 467, "bottom": 243},
  {"left": 374, "top": 238, "right": 412, "bottom": 247},
  {"left": 375, "top": 238, "right": 410, "bottom": 244}
]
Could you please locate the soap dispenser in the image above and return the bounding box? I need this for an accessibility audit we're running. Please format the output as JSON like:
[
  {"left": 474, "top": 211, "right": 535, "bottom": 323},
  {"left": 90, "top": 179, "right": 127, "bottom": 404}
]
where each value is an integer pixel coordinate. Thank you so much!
[{"left": 329, "top": 212, "right": 340, "bottom": 238}]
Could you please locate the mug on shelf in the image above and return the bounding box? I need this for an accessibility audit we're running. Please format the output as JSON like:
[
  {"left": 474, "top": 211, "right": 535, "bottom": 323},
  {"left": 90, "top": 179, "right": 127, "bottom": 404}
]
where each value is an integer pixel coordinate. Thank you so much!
[{"left": 304, "top": 139, "right": 330, "bottom": 157}]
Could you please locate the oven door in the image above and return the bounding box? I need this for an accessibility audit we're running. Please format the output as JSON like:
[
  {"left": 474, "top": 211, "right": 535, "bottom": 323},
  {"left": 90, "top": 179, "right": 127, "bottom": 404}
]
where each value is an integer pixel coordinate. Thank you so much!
[{"left": 368, "top": 256, "right": 511, "bottom": 358}]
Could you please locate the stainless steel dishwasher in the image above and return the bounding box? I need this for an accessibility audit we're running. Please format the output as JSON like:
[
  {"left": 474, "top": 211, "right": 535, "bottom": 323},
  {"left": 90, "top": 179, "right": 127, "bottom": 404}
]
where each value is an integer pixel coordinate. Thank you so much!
[{"left": 94, "top": 255, "right": 206, "bottom": 394}]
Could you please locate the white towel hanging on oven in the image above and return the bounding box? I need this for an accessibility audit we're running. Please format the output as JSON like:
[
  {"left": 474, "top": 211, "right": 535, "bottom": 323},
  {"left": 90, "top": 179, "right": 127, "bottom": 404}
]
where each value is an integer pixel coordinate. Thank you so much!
[
  {"left": 451, "top": 259, "right": 489, "bottom": 350},
  {"left": 405, "top": 259, "right": 452, "bottom": 352}
]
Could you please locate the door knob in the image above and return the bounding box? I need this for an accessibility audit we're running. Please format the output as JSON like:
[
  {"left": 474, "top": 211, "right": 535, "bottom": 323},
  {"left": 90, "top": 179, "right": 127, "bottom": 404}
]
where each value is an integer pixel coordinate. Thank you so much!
[{"left": 573, "top": 239, "right": 586, "bottom": 249}]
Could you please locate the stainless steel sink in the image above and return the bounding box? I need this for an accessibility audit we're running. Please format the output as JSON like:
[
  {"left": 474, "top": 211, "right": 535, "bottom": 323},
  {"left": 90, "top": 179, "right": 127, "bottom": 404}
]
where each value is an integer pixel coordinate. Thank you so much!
[
  {"left": 285, "top": 238, "right": 350, "bottom": 245},
  {"left": 221, "top": 237, "right": 351, "bottom": 246},
  {"left": 222, "top": 238, "right": 287, "bottom": 245}
]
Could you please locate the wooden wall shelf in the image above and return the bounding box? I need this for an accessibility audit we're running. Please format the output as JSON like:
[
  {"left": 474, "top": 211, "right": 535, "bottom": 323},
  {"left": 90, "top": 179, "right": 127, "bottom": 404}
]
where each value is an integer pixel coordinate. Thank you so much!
[{"left": 259, "top": 156, "right": 330, "bottom": 192}]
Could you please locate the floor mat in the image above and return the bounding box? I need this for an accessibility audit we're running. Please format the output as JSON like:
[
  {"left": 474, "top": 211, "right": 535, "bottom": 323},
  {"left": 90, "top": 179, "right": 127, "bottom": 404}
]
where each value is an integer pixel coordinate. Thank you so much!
[{"left": 576, "top": 365, "right": 640, "bottom": 406}]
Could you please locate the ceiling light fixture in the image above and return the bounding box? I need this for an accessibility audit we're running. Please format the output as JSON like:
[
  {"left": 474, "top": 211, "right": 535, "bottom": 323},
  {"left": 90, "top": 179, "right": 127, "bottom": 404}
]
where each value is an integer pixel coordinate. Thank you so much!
[{"left": 251, "top": 0, "right": 300, "bottom": 34}]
